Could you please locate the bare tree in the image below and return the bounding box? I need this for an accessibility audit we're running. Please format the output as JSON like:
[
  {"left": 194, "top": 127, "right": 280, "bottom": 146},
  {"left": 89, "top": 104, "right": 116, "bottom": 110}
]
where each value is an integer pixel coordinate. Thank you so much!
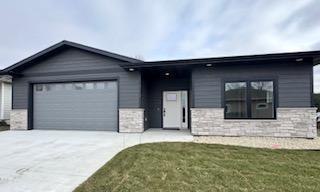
[{"left": 134, "top": 54, "right": 144, "bottom": 61}]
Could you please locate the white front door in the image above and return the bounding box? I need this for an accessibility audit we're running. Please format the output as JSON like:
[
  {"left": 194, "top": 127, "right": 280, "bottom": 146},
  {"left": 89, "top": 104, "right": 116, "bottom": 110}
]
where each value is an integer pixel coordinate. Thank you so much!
[{"left": 163, "top": 91, "right": 188, "bottom": 129}]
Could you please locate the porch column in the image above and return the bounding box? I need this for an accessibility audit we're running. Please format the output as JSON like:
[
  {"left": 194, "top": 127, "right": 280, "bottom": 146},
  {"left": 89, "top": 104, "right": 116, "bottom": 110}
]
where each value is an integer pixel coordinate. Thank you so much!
[
  {"left": 10, "top": 109, "right": 28, "bottom": 130},
  {"left": 119, "top": 108, "right": 144, "bottom": 133}
]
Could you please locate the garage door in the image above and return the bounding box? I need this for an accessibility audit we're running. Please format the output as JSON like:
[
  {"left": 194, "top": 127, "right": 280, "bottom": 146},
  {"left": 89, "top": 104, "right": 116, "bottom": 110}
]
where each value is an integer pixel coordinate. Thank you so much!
[{"left": 33, "top": 81, "right": 118, "bottom": 131}]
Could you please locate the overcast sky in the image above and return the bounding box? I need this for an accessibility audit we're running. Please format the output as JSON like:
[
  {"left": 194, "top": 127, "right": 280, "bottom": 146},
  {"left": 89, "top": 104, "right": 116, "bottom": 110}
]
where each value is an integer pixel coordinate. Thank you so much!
[{"left": 0, "top": 0, "right": 319, "bottom": 92}]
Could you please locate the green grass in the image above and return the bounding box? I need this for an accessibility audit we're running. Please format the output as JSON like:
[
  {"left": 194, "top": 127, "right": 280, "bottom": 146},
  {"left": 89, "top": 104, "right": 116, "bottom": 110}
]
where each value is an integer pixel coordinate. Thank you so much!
[
  {"left": 75, "top": 143, "right": 320, "bottom": 192},
  {"left": 0, "top": 126, "right": 9, "bottom": 131}
]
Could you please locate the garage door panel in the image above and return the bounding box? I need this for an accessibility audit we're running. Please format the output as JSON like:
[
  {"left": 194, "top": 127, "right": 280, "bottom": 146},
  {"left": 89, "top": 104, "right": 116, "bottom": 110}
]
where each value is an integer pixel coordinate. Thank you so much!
[{"left": 33, "top": 81, "right": 118, "bottom": 131}]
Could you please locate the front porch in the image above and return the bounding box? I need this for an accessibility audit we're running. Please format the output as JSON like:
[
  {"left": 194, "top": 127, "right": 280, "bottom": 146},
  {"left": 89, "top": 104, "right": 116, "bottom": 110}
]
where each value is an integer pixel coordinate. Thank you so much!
[
  {"left": 118, "top": 65, "right": 193, "bottom": 133},
  {"left": 141, "top": 66, "right": 192, "bottom": 131}
]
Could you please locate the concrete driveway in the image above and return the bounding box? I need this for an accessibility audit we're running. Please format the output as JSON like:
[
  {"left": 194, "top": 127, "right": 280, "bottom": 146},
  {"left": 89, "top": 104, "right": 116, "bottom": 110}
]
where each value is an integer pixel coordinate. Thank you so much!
[{"left": 0, "top": 129, "right": 192, "bottom": 192}]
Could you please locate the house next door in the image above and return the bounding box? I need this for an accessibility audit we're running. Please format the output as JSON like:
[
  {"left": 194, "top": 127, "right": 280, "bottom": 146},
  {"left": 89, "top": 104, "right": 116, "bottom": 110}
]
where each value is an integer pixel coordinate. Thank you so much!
[{"left": 163, "top": 91, "right": 188, "bottom": 129}]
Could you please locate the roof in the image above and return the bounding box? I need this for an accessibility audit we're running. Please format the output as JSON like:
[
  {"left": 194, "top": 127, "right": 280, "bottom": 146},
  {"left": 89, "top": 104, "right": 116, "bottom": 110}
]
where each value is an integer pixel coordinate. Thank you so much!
[
  {"left": 1, "top": 40, "right": 320, "bottom": 74},
  {"left": 2, "top": 40, "right": 141, "bottom": 73},
  {"left": 122, "top": 50, "right": 320, "bottom": 68}
]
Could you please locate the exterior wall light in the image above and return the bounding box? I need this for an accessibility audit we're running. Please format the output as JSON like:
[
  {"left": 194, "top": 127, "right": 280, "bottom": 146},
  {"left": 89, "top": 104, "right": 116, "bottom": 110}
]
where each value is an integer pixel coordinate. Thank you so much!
[
  {"left": 129, "top": 68, "right": 135, "bottom": 71},
  {"left": 296, "top": 58, "right": 303, "bottom": 62},
  {"left": 165, "top": 72, "right": 170, "bottom": 76},
  {"left": 206, "top": 64, "right": 213, "bottom": 67}
]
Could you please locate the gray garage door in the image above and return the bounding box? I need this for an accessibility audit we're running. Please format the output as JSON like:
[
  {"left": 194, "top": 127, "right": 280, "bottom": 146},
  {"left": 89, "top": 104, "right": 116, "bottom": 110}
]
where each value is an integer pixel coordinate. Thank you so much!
[{"left": 33, "top": 81, "right": 118, "bottom": 131}]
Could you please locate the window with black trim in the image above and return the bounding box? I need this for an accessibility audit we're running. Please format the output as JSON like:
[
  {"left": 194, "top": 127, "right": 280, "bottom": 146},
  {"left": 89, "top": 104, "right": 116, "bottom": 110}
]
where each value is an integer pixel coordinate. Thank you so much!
[{"left": 224, "top": 80, "right": 275, "bottom": 119}]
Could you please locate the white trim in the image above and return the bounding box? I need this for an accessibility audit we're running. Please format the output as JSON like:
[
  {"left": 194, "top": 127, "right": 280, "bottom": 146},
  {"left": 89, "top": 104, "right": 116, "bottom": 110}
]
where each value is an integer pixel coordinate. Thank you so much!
[
  {"left": 163, "top": 91, "right": 182, "bottom": 128},
  {"left": 1, "top": 82, "right": 4, "bottom": 119},
  {"left": 163, "top": 90, "right": 188, "bottom": 129}
]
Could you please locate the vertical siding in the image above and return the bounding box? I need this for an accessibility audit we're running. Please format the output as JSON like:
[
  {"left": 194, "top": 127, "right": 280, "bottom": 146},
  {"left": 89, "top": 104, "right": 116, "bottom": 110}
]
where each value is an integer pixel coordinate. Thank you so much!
[
  {"left": 192, "top": 62, "right": 313, "bottom": 108},
  {"left": 12, "top": 47, "right": 141, "bottom": 109}
]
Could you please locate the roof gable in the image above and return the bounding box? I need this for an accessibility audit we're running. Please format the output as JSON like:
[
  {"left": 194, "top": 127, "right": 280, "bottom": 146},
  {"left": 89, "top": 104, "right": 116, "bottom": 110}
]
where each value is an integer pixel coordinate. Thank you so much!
[{"left": 3, "top": 41, "right": 141, "bottom": 73}]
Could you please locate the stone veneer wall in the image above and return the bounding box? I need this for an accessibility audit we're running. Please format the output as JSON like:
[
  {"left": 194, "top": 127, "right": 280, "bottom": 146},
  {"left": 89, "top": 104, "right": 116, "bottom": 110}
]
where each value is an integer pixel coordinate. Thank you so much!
[
  {"left": 119, "top": 108, "right": 144, "bottom": 133},
  {"left": 10, "top": 109, "right": 28, "bottom": 130},
  {"left": 191, "top": 108, "right": 317, "bottom": 138}
]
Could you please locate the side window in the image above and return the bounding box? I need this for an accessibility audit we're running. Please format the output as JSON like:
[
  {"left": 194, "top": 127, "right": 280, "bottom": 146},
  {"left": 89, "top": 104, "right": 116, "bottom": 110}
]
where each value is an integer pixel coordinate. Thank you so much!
[
  {"left": 85, "top": 82, "right": 94, "bottom": 90},
  {"left": 44, "top": 84, "right": 51, "bottom": 91},
  {"left": 35, "top": 84, "right": 43, "bottom": 92},
  {"left": 225, "top": 82, "right": 247, "bottom": 118},
  {"left": 95, "top": 82, "right": 105, "bottom": 89},
  {"left": 224, "top": 80, "right": 275, "bottom": 119},
  {"left": 250, "top": 81, "right": 274, "bottom": 118},
  {"left": 74, "top": 83, "right": 84, "bottom": 90},
  {"left": 65, "top": 83, "right": 73, "bottom": 90}
]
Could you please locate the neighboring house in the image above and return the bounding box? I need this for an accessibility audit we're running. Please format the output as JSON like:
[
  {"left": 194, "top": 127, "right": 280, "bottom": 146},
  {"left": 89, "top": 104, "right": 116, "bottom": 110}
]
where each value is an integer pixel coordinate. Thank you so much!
[
  {"left": 0, "top": 75, "right": 12, "bottom": 124},
  {"left": 1, "top": 41, "right": 319, "bottom": 138}
]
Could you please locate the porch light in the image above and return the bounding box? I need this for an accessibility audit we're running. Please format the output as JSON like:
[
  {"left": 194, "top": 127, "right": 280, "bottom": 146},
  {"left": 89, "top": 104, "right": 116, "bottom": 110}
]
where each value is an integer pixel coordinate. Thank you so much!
[
  {"left": 129, "top": 68, "right": 135, "bottom": 72},
  {"left": 206, "top": 63, "right": 213, "bottom": 67},
  {"left": 296, "top": 58, "right": 303, "bottom": 62},
  {"left": 165, "top": 72, "right": 170, "bottom": 76}
]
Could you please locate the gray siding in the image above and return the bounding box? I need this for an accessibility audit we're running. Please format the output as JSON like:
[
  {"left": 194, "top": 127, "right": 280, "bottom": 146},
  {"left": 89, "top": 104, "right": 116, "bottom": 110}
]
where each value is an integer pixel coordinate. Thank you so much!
[
  {"left": 141, "top": 74, "right": 148, "bottom": 129},
  {"left": 192, "top": 62, "right": 313, "bottom": 108},
  {"left": 12, "top": 47, "right": 141, "bottom": 109}
]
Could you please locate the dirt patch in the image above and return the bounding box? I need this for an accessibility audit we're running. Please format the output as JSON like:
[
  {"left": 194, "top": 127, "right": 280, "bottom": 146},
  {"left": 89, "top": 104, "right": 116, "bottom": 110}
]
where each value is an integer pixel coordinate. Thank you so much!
[{"left": 194, "top": 136, "right": 320, "bottom": 150}]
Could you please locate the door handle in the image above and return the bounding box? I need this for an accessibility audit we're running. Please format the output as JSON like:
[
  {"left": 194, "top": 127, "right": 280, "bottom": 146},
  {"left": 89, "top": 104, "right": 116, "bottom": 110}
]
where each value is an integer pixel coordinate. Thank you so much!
[
  {"left": 182, "top": 107, "right": 186, "bottom": 122},
  {"left": 163, "top": 108, "right": 166, "bottom": 117}
]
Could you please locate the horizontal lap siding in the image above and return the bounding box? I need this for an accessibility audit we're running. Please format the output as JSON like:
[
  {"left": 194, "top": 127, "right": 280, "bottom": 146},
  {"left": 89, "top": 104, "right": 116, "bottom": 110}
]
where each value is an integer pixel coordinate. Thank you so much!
[
  {"left": 12, "top": 47, "right": 141, "bottom": 109},
  {"left": 192, "top": 62, "right": 312, "bottom": 108},
  {"left": 192, "top": 71, "right": 221, "bottom": 107}
]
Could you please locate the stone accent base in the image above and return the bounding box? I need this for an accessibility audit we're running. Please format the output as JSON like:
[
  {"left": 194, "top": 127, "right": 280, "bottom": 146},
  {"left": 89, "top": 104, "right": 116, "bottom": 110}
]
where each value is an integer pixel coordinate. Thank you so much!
[
  {"left": 191, "top": 108, "right": 317, "bottom": 138},
  {"left": 119, "top": 108, "right": 144, "bottom": 133},
  {"left": 10, "top": 109, "right": 28, "bottom": 130}
]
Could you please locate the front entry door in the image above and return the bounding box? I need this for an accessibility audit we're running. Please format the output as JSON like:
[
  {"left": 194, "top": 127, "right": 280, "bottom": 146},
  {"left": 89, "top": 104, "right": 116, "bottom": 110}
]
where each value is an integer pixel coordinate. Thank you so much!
[{"left": 163, "top": 91, "right": 188, "bottom": 129}]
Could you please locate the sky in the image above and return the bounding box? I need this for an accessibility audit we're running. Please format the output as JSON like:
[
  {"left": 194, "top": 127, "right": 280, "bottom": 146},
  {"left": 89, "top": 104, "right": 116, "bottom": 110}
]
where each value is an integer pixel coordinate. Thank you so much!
[{"left": 0, "top": 0, "right": 319, "bottom": 92}]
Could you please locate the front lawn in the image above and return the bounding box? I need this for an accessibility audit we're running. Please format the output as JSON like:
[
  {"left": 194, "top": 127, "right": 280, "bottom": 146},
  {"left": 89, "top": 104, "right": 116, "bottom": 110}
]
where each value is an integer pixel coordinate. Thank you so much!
[
  {"left": 75, "top": 143, "right": 320, "bottom": 192},
  {"left": 0, "top": 126, "right": 9, "bottom": 131}
]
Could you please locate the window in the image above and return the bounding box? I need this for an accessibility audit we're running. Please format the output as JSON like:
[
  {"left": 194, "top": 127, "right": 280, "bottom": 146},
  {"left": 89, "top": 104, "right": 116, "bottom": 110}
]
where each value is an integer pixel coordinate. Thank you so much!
[
  {"left": 224, "top": 80, "right": 275, "bottom": 119},
  {"left": 53, "top": 84, "right": 64, "bottom": 91},
  {"left": 95, "top": 82, "right": 105, "bottom": 89},
  {"left": 166, "top": 93, "right": 177, "bottom": 101},
  {"left": 44, "top": 84, "right": 52, "bottom": 91},
  {"left": 250, "top": 81, "right": 274, "bottom": 118},
  {"left": 35, "top": 84, "right": 43, "bottom": 92},
  {"left": 106, "top": 82, "right": 117, "bottom": 89},
  {"left": 65, "top": 83, "right": 73, "bottom": 90},
  {"left": 225, "top": 82, "right": 247, "bottom": 118},
  {"left": 85, "top": 82, "right": 94, "bottom": 90},
  {"left": 74, "top": 83, "right": 84, "bottom": 90}
]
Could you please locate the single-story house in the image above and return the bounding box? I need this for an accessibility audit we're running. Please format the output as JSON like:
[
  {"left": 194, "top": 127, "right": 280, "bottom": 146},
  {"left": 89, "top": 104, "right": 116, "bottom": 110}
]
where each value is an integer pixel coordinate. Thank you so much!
[
  {"left": 1, "top": 41, "right": 319, "bottom": 138},
  {"left": 0, "top": 75, "right": 12, "bottom": 124}
]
